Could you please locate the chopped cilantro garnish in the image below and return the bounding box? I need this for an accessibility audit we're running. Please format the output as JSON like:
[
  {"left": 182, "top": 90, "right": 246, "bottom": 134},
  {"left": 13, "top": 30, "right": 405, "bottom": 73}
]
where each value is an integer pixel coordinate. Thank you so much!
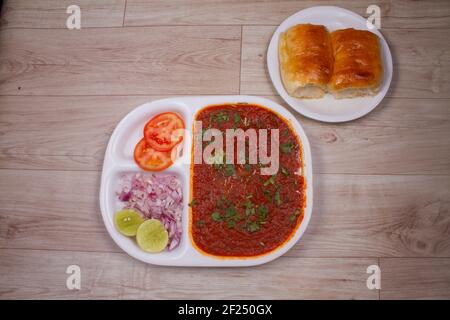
[
  {"left": 227, "top": 220, "right": 236, "bottom": 229},
  {"left": 212, "top": 111, "right": 229, "bottom": 124},
  {"left": 258, "top": 204, "right": 268, "bottom": 221},
  {"left": 247, "top": 221, "right": 260, "bottom": 233},
  {"left": 211, "top": 212, "right": 222, "bottom": 221},
  {"left": 223, "top": 164, "right": 235, "bottom": 177},
  {"left": 234, "top": 112, "right": 241, "bottom": 125},
  {"left": 280, "top": 142, "right": 294, "bottom": 154},
  {"left": 289, "top": 208, "right": 301, "bottom": 223},
  {"left": 263, "top": 174, "right": 276, "bottom": 186},
  {"left": 274, "top": 189, "right": 282, "bottom": 206},
  {"left": 245, "top": 207, "right": 255, "bottom": 217},
  {"left": 243, "top": 199, "right": 253, "bottom": 209},
  {"left": 281, "top": 167, "right": 289, "bottom": 175},
  {"left": 224, "top": 205, "right": 237, "bottom": 218}
]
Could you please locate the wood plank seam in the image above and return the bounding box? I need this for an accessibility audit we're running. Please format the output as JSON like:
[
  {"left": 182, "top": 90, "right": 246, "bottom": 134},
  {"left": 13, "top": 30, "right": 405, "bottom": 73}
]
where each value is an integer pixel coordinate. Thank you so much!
[
  {"left": 1, "top": 167, "right": 450, "bottom": 176},
  {"left": 1, "top": 94, "right": 450, "bottom": 100},
  {"left": 0, "top": 246, "right": 388, "bottom": 259},
  {"left": 4, "top": 245, "right": 450, "bottom": 260},
  {"left": 122, "top": 0, "right": 127, "bottom": 27},
  {"left": 378, "top": 257, "right": 381, "bottom": 300},
  {"left": 0, "top": 1, "right": 449, "bottom": 299},
  {"left": 239, "top": 25, "right": 243, "bottom": 95},
  {"left": 2, "top": 26, "right": 450, "bottom": 30}
]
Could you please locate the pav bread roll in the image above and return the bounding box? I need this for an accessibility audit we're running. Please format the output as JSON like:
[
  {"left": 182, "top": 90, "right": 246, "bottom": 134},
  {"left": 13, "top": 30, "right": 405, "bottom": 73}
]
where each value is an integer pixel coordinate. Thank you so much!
[
  {"left": 279, "top": 24, "right": 333, "bottom": 98},
  {"left": 329, "top": 28, "right": 383, "bottom": 99}
]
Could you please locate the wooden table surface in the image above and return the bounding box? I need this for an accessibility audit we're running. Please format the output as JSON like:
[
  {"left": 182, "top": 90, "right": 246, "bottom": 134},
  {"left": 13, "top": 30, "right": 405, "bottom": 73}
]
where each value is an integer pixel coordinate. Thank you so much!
[{"left": 1, "top": 0, "right": 450, "bottom": 300}]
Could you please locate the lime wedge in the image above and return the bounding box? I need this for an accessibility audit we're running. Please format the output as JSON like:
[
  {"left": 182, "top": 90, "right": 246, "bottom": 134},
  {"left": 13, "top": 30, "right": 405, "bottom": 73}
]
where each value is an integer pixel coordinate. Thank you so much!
[
  {"left": 136, "top": 219, "right": 169, "bottom": 253},
  {"left": 114, "top": 209, "right": 144, "bottom": 236}
]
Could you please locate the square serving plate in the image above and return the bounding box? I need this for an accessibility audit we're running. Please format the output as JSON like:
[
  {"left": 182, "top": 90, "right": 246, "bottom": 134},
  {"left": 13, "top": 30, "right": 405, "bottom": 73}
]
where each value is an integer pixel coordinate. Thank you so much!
[{"left": 99, "top": 95, "right": 313, "bottom": 266}]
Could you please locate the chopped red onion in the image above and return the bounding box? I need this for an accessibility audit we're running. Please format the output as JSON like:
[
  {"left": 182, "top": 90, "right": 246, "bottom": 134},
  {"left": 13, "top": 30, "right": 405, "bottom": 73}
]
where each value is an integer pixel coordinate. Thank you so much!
[{"left": 116, "top": 173, "right": 183, "bottom": 251}]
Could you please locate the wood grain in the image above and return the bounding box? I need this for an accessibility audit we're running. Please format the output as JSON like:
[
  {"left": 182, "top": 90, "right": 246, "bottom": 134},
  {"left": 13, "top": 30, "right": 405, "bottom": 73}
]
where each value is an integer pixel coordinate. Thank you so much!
[
  {"left": 241, "top": 26, "right": 450, "bottom": 98},
  {"left": 0, "top": 95, "right": 143, "bottom": 171},
  {"left": 1, "top": 0, "right": 126, "bottom": 28},
  {"left": 0, "top": 249, "right": 378, "bottom": 299},
  {"left": 301, "top": 174, "right": 450, "bottom": 258},
  {"left": 1, "top": 169, "right": 448, "bottom": 258},
  {"left": 0, "top": 26, "right": 241, "bottom": 95},
  {"left": 1, "top": 95, "right": 449, "bottom": 175},
  {"left": 0, "top": 0, "right": 449, "bottom": 300},
  {"left": 380, "top": 258, "right": 450, "bottom": 299},
  {"left": 0, "top": 169, "right": 118, "bottom": 253},
  {"left": 124, "top": 0, "right": 450, "bottom": 29}
]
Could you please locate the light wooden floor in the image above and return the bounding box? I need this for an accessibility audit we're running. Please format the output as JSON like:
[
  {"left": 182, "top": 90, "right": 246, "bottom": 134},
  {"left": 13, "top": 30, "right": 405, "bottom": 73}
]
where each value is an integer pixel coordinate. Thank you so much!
[{"left": 1, "top": 0, "right": 449, "bottom": 300}]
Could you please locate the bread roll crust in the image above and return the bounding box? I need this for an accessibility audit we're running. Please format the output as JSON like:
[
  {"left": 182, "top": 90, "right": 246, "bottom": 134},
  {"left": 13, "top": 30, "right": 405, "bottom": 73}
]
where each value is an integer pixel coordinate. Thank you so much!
[
  {"left": 279, "top": 24, "right": 333, "bottom": 98},
  {"left": 329, "top": 28, "right": 383, "bottom": 98}
]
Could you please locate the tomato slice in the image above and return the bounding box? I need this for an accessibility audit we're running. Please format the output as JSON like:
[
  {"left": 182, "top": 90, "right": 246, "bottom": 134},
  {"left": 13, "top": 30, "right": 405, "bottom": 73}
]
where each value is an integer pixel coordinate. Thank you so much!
[
  {"left": 134, "top": 138, "right": 173, "bottom": 171},
  {"left": 144, "top": 112, "right": 185, "bottom": 152}
]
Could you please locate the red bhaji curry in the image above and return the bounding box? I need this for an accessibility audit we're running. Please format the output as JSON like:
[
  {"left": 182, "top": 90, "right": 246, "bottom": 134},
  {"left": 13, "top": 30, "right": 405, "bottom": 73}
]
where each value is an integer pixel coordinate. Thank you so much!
[{"left": 190, "top": 103, "right": 305, "bottom": 257}]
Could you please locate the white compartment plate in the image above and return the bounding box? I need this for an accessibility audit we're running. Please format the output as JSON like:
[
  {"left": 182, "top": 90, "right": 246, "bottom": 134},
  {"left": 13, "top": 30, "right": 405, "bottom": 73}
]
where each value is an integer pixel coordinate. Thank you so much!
[
  {"left": 99, "top": 95, "right": 313, "bottom": 266},
  {"left": 267, "top": 6, "right": 393, "bottom": 123}
]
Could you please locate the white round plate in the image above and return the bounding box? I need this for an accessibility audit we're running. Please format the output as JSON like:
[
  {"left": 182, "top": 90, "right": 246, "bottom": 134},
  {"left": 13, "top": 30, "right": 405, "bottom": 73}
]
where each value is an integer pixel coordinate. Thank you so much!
[
  {"left": 99, "top": 96, "right": 313, "bottom": 267},
  {"left": 267, "top": 6, "right": 393, "bottom": 123}
]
